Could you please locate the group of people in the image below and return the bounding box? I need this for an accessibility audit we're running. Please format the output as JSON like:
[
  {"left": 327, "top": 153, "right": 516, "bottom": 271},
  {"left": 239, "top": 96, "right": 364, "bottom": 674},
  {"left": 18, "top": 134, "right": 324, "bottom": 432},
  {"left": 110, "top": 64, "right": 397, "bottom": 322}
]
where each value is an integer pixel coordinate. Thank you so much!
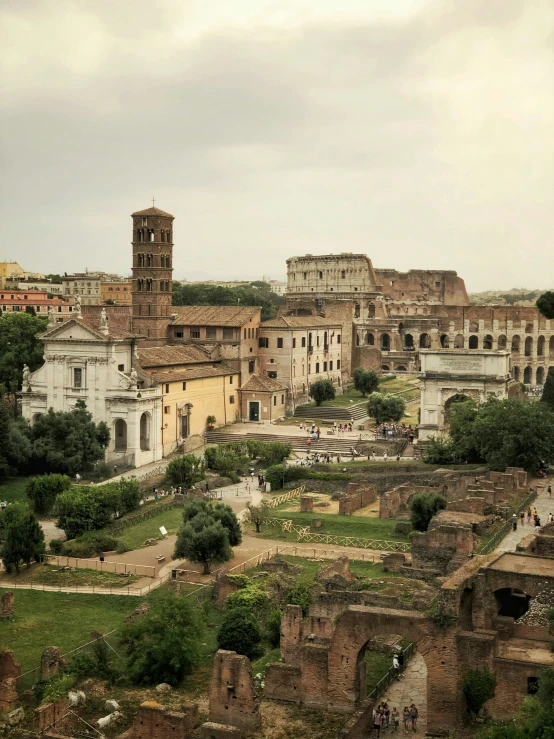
[
  {"left": 373, "top": 703, "right": 419, "bottom": 735},
  {"left": 377, "top": 423, "right": 415, "bottom": 443}
]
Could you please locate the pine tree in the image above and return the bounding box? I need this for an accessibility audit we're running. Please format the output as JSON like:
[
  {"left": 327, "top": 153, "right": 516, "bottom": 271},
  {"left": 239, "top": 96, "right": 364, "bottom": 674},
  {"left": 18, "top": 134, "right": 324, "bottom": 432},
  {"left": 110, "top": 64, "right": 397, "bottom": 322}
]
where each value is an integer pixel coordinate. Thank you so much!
[{"left": 541, "top": 367, "right": 554, "bottom": 413}]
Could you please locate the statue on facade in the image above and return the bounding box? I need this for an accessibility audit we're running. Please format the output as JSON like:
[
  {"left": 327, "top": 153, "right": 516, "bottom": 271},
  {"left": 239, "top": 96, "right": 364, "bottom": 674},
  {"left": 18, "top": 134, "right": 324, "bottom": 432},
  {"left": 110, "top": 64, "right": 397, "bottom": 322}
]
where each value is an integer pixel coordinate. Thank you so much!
[
  {"left": 22, "top": 364, "right": 31, "bottom": 391},
  {"left": 74, "top": 294, "right": 82, "bottom": 318},
  {"left": 47, "top": 304, "right": 56, "bottom": 328},
  {"left": 129, "top": 368, "right": 138, "bottom": 389},
  {"left": 100, "top": 308, "right": 108, "bottom": 328}
]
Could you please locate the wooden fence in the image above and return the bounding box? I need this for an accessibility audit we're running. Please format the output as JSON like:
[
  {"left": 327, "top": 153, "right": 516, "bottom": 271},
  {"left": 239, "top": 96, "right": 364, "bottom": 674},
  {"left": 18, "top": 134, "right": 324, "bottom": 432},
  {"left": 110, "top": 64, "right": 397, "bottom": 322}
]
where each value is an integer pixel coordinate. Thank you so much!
[
  {"left": 107, "top": 497, "right": 178, "bottom": 535},
  {"left": 266, "top": 485, "right": 306, "bottom": 509},
  {"left": 44, "top": 555, "right": 156, "bottom": 578}
]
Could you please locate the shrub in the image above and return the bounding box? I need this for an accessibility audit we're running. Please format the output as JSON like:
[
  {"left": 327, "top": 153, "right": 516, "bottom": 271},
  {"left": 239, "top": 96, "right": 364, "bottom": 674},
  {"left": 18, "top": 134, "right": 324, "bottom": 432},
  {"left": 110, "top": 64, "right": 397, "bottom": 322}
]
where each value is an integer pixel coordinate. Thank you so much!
[
  {"left": 217, "top": 607, "right": 262, "bottom": 660},
  {"left": 204, "top": 445, "right": 248, "bottom": 481},
  {"left": 353, "top": 368, "right": 379, "bottom": 397},
  {"left": 62, "top": 532, "right": 120, "bottom": 558},
  {"left": 460, "top": 668, "right": 496, "bottom": 715},
  {"left": 225, "top": 584, "right": 266, "bottom": 613},
  {"left": 265, "top": 464, "right": 350, "bottom": 491},
  {"left": 26, "top": 474, "right": 72, "bottom": 515},
  {"left": 428, "top": 600, "right": 457, "bottom": 628},
  {"left": 288, "top": 584, "right": 313, "bottom": 616},
  {"left": 410, "top": 492, "right": 447, "bottom": 532},
  {"left": 367, "top": 393, "right": 406, "bottom": 423},
  {"left": 165, "top": 454, "right": 206, "bottom": 487},
  {"left": 49, "top": 538, "right": 64, "bottom": 554},
  {"left": 309, "top": 379, "right": 336, "bottom": 406},
  {"left": 33, "top": 674, "right": 74, "bottom": 704},
  {"left": 422, "top": 437, "right": 458, "bottom": 465},
  {"left": 267, "top": 608, "right": 283, "bottom": 648}
]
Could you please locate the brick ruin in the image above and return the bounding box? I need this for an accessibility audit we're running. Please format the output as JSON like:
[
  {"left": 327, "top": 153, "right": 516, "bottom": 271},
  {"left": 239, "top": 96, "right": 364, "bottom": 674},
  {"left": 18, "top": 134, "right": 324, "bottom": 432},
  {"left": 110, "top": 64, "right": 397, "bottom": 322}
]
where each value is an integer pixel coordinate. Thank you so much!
[
  {"left": 206, "top": 650, "right": 261, "bottom": 734},
  {"left": 119, "top": 701, "right": 199, "bottom": 738},
  {"left": 338, "top": 483, "right": 376, "bottom": 515},
  {"left": 0, "top": 592, "right": 14, "bottom": 621},
  {"left": 0, "top": 651, "right": 20, "bottom": 712}
]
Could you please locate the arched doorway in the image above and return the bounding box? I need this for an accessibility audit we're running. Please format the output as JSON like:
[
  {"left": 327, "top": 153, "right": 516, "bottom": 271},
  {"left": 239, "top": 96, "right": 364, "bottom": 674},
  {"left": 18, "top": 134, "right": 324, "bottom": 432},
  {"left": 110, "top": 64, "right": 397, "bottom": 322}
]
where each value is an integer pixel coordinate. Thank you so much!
[
  {"left": 114, "top": 419, "right": 127, "bottom": 451},
  {"left": 536, "top": 367, "right": 545, "bottom": 385},
  {"left": 381, "top": 334, "right": 390, "bottom": 351},
  {"left": 469, "top": 321, "right": 479, "bottom": 333},
  {"left": 396, "top": 365, "right": 407, "bottom": 372},
  {"left": 140, "top": 412, "right": 151, "bottom": 451},
  {"left": 440, "top": 334, "right": 450, "bottom": 348},
  {"left": 419, "top": 333, "right": 431, "bottom": 349},
  {"left": 366, "top": 332, "right": 374, "bottom": 345},
  {"left": 483, "top": 335, "right": 493, "bottom": 350},
  {"left": 525, "top": 337, "right": 533, "bottom": 357},
  {"left": 382, "top": 365, "right": 390, "bottom": 371},
  {"left": 468, "top": 335, "right": 479, "bottom": 349},
  {"left": 523, "top": 367, "right": 532, "bottom": 384},
  {"left": 513, "top": 366, "right": 520, "bottom": 381},
  {"left": 454, "top": 334, "right": 464, "bottom": 349},
  {"left": 497, "top": 335, "right": 507, "bottom": 350},
  {"left": 550, "top": 337, "right": 554, "bottom": 358},
  {"left": 511, "top": 335, "right": 521, "bottom": 352},
  {"left": 537, "top": 336, "right": 545, "bottom": 356},
  {"left": 404, "top": 334, "right": 414, "bottom": 350},
  {"left": 444, "top": 393, "right": 471, "bottom": 424}
]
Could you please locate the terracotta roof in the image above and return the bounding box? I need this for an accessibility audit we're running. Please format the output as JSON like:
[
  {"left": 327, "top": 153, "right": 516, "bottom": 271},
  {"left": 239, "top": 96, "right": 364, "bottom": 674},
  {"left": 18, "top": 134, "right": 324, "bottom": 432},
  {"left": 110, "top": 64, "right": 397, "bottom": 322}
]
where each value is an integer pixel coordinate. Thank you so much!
[
  {"left": 137, "top": 344, "right": 212, "bottom": 368},
  {"left": 170, "top": 305, "right": 261, "bottom": 327},
  {"left": 39, "top": 317, "right": 134, "bottom": 341},
  {"left": 131, "top": 206, "right": 174, "bottom": 218},
  {"left": 261, "top": 316, "right": 342, "bottom": 329},
  {"left": 240, "top": 374, "right": 288, "bottom": 393},
  {"left": 147, "top": 364, "right": 237, "bottom": 384}
]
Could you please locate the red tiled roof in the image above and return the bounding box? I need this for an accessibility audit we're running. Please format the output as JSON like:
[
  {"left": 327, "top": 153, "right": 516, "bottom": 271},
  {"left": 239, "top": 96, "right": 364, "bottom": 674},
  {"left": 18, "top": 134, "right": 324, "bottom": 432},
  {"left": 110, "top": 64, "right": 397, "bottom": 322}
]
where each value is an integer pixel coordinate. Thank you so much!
[
  {"left": 147, "top": 364, "right": 237, "bottom": 384},
  {"left": 261, "top": 316, "right": 342, "bottom": 329},
  {"left": 137, "top": 344, "right": 212, "bottom": 368},
  {"left": 240, "top": 374, "right": 288, "bottom": 393},
  {"left": 131, "top": 206, "right": 174, "bottom": 218},
  {"left": 170, "top": 305, "right": 261, "bottom": 327}
]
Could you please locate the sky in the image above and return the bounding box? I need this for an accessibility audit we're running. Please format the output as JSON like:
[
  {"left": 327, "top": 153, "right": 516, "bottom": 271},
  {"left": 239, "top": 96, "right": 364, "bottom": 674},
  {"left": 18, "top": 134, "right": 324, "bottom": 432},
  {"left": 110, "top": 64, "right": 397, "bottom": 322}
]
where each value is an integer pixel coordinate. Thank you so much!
[{"left": 1, "top": 0, "right": 553, "bottom": 291}]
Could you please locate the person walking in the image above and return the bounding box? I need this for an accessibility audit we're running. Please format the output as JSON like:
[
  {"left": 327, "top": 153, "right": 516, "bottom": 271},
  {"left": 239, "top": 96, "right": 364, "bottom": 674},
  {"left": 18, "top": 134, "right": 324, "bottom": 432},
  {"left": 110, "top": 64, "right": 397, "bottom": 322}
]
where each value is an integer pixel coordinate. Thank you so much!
[
  {"left": 391, "top": 707, "right": 400, "bottom": 733},
  {"left": 393, "top": 653, "right": 400, "bottom": 680},
  {"left": 549, "top": 484, "right": 552, "bottom": 498},
  {"left": 512, "top": 513, "right": 518, "bottom": 531},
  {"left": 410, "top": 704, "right": 419, "bottom": 732},
  {"left": 403, "top": 707, "right": 410, "bottom": 735},
  {"left": 398, "top": 650, "right": 404, "bottom": 675},
  {"left": 373, "top": 707, "right": 382, "bottom": 737},
  {"left": 520, "top": 510, "right": 525, "bottom": 526}
]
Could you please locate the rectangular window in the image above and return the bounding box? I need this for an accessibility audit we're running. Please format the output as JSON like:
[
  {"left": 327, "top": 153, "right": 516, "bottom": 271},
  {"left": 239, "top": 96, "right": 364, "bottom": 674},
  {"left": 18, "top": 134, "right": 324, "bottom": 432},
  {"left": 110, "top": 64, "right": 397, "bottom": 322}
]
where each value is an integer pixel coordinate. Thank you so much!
[
  {"left": 229, "top": 376, "right": 233, "bottom": 384},
  {"left": 191, "top": 330, "right": 200, "bottom": 339},
  {"left": 308, "top": 364, "right": 311, "bottom": 374},
  {"left": 315, "top": 362, "right": 320, "bottom": 373},
  {"left": 319, "top": 271, "right": 323, "bottom": 278},
  {"left": 223, "top": 328, "right": 233, "bottom": 340},
  {"left": 244, "top": 329, "right": 247, "bottom": 339},
  {"left": 118, "top": 364, "right": 124, "bottom": 371},
  {"left": 277, "top": 338, "right": 283, "bottom": 349},
  {"left": 182, "top": 382, "right": 187, "bottom": 390},
  {"left": 337, "top": 360, "right": 341, "bottom": 370},
  {"left": 229, "top": 395, "right": 235, "bottom": 404},
  {"left": 337, "top": 335, "right": 341, "bottom": 344},
  {"left": 273, "top": 395, "right": 277, "bottom": 406},
  {"left": 164, "top": 406, "right": 170, "bottom": 414},
  {"left": 301, "top": 337, "right": 306, "bottom": 348},
  {"left": 292, "top": 338, "right": 296, "bottom": 349},
  {"left": 281, "top": 394, "right": 284, "bottom": 404},
  {"left": 165, "top": 383, "right": 170, "bottom": 393},
  {"left": 206, "top": 328, "right": 216, "bottom": 339},
  {"left": 248, "top": 360, "right": 255, "bottom": 373},
  {"left": 329, "top": 361, "right": 333, "bottom": 370},
  {"left": 175, "top": 331, "right": 183, "bottom": 338},
  {"left": 258, "top": 337, "right": 269, "bottom": 348},
  {"left": 73, "top": 368, "right": 82, "bottom": 388},
  {"left": 323, "top": 361, "right": 327, "bottom": 371}
]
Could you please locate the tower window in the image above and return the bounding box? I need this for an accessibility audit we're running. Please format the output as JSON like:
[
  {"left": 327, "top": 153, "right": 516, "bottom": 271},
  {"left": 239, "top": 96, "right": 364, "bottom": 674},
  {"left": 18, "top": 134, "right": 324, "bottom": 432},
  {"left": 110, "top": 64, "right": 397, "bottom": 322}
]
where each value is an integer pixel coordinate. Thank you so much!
[
  {"left": 277, "top": 338, "right": 284, "bottom": 348},
  {"left": 319, "top": 271, "right": 323, "bottom": 278},
  {"left": 142, "top": 217, "right": 147, "bottom": 226},
  {"left": 73, "top": 368, "right": 82, "bottom": 388},
  {"left": 341, "top": 270, "right": 346, "bottom": 278}
]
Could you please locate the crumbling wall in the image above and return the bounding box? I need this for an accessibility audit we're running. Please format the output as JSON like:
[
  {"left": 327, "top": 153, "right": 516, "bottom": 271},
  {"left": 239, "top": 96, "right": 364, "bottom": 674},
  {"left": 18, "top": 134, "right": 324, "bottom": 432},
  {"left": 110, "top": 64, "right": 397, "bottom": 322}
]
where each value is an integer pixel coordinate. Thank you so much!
[
  {"left": 34, "top": 698, "right": 71, "bottom": 735},
  {"left": 208, "top": 650, "right": 261, "bottom": 733},
  {"left": 338, "top": 483, "right": 376, "bottom": 515},
  {"left": 0, "top": 592, "right": 14, "bottom": 621},
  {"left": 0, "top": 651, "right": 20, "bottom": 711},
  {"left": 121, "top": 701, "right": 198, "bottom": 739}
]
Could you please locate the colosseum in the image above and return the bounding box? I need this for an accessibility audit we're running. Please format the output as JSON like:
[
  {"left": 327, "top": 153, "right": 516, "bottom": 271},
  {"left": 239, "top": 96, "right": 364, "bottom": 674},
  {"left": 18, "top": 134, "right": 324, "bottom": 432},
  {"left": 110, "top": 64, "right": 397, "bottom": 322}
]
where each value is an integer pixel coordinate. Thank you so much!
[{"left": 283, "top": 253, "right": 554, "bottom": 384}]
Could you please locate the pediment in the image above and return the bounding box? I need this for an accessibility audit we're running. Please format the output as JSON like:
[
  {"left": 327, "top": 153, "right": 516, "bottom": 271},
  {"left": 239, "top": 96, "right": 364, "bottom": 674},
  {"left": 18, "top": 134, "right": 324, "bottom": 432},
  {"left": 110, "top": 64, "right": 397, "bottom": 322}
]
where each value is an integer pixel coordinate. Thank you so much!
[{"left": 41, "top": 319, "right": 107, "bottom": 342}]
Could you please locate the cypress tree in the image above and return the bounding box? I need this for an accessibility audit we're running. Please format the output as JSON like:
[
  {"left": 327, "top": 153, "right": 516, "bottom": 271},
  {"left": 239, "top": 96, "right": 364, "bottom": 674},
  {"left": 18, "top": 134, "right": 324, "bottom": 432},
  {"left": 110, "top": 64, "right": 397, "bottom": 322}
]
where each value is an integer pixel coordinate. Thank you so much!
[{"left": 541, "top": 367, "right": 554, "bottom": 413}]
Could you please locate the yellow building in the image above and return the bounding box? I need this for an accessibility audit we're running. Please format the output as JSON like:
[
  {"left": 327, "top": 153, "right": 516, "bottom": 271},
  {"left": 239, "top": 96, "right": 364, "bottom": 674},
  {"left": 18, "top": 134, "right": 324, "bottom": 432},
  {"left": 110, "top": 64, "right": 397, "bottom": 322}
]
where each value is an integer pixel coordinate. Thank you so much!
[
  {"left": 137, "top": 345, "right": 239, "bottom": 455},
  {"left": 101, "top": 280, "right": 132, "bottom": 305}
]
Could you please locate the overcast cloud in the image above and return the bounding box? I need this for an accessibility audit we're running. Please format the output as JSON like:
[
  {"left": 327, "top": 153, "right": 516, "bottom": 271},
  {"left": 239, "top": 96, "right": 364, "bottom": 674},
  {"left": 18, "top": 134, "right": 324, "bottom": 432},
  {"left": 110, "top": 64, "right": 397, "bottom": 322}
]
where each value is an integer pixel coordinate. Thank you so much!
[{"left": 1, "top": 0, "right": 553, "bottom": 291}]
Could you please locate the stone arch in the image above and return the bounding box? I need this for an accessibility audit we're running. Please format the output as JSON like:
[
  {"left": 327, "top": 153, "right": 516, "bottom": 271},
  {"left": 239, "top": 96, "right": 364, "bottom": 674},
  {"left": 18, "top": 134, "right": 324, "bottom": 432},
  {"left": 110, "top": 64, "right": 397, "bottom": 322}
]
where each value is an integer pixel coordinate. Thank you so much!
[
  {"left": 440, "top": 334, "right": 450, "bottom": 348},
  {"left": 32, "top": 413, "right": 43, "bottom": 425},
  {"left": 536, "top": 367, "right": 545, "bottom": 385},
  {"left": 453, "top": 334, "right": 464, "bottom": 349},
  {"left": 381, "top": 364, "right": 390, "bottom": 371},
  {"left": 497, "top": 335, "right": 507, "bottom": 350},
  {"left": 367, "top": 303, "right": 375, "bottom": 318},
  {"left": 525, "top": 323, "right": 533, "bottom": 334},
  {"left": 524, "top": 336, "right": 533, "bottom": 357},
  {"left": 537, "top": 336, "right": 545, "bottom": 356},
  {"left": 114, "top": 418, "right": 127, "bottom": 451},
  {"left": 511, "top": 335, "right": 521, "bottom": 352},
  {"left": 469, "top": 321, "right": 479, "bottom": 333},
  {"left": 325, "top": 608, "right": 459, "bottom": 733},
  {"left": 356, "top": 333, "right": 360, "bottom": 346},
  {"left": 140, "top": 412, "right": 151, "bottom": 451},
  {"left": 468, "top": 335, "right": 479, "bottom": 349},
  {"left": 523, "top": 366, "right": 532, "bottom": 384},
  {"left": 381, "top": 334, "right": 390, "bottom": 351},
  {"left": 396, "top": 365, "right": 407, "bottom": 372},
  {"left": 404, "top": 333, "right": 414, "bottom": 349},
  {"left": 444, "top": 393, "right": 471, "bottom": 423},
  {"left": 365, "top": 332, "right": 374, "bottom": 345},
  {"left": 550, "top": 336, "right": 554, "bottom": 358},
  {"left": 483, "top": 334, "right": 493, "bottom": 350},
  {"left": 513, "top": 366, "right": 520, "bottom": 381},
  {"left": 419, "top": 333, "right": 431, "bottom": 349}
]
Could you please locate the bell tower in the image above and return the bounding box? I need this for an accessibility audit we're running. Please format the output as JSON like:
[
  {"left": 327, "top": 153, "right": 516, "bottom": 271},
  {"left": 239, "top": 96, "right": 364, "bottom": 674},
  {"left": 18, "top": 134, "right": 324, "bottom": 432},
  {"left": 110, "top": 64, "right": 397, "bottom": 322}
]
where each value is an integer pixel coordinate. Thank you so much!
[{"left": 131, "top": 204, "right": 174, "bottom": 343}]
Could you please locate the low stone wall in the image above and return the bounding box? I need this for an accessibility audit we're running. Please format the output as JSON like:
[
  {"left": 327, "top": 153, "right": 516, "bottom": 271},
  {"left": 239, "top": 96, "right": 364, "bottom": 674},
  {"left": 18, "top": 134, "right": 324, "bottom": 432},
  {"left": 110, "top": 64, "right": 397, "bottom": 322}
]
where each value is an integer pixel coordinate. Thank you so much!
[{"left": 339, "top": 483, "right": 376, "bottom": 515}]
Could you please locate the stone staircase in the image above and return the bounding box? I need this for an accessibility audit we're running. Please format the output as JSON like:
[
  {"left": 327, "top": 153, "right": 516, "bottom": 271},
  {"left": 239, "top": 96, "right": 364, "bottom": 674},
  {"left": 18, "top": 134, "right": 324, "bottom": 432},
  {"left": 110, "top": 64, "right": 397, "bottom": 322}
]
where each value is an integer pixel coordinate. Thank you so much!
[
  {"left": 205, "top": 430, "right": 360, "bottom": 455},
  {"left": 294, "top": 402, "right": 368, "bottom": 421}
]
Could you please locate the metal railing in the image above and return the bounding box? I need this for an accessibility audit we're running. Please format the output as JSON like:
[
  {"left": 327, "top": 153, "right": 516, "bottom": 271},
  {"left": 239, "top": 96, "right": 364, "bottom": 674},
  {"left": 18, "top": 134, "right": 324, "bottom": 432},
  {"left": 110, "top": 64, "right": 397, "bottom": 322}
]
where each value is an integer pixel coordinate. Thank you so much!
[
  {"left": 367, "top": 642, "right": 415, "bottom": 702},
  {"left": 473, "top": 489, "right": 538, "bottom": 556}
]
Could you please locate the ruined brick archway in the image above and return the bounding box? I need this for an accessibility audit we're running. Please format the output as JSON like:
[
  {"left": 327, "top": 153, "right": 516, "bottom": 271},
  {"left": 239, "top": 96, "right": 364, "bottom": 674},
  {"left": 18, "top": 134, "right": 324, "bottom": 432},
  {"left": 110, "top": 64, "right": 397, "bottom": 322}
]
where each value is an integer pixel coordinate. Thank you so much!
[{"left": 326, "top": 607, "right": 460, "bottom": 734}]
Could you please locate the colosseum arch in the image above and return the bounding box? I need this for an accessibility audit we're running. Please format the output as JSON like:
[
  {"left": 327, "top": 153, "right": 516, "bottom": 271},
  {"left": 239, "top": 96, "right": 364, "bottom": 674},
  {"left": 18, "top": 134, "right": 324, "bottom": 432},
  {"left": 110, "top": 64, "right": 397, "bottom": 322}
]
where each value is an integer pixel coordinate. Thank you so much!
[
  {"left": 511, "top": 335, "right": 521, "bottom": 352},
  {"left": 513, "top": 366, "right": 520, "bottom": 381},
  {"left": 497, "top": 335, "right": 507, "bottom": 350},
  {"left": 468, "top": 335, "right": 479, "bottom": 349},
  {"left": 440, "top": 334, "right": 450, "bottom": 348},
  {"left": 381, "top": 333, "right": 390, "bottom": 350},
  {"left": 483, "top": 335, "right": 493, "bottom": 350},
  {"left": 550, "top": 337, "right": 554, "bottom": 358},
  {"left": 404, "top": 333, "right": 414, "bottom": 349},
  {"left": 419, "top": 333, "right": 431, "bottom": 348},
  {"left": 524, "top": 337, "right": 533, "bottom": 357},
  {"left": 454, "top": 334, "right": 464, "bottom": 348},
  {"left": 537, "top": 336, "right": 545, "bottom": 356},
  {"left": 523, "top": 366, "right": 532, "bottom": 384},
  {"left": 365, "top": 332, "right": 374, "bottom": 345},
  {"left": 536, "top": 367, "right": 545, "bottom": 385}
]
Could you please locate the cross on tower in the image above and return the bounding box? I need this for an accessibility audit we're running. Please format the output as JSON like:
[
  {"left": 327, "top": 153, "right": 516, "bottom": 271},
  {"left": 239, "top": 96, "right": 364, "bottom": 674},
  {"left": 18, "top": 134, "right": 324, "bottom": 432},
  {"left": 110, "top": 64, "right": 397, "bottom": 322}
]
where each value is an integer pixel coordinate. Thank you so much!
[{"left": 152, "top": 196, "right": 156, "bottom": 207}]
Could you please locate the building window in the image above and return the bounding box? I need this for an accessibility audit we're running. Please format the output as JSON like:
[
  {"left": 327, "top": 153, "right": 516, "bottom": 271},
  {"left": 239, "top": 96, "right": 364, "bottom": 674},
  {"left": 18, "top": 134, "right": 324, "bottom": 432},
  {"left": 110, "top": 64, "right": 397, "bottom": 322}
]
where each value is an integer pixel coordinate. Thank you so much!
[
  {"left": 273, "top": 395, "right": 277, "bottom": 406},
  {"left": 315, "top": 362, "right": 320, "bottom": 373},
  {"left": 191, "top": 330, "right": 200, "bottom": 339},
  {"left": 223, "top": 328, "right": 234, "bottom": 340},
  {"left": 118, "top": 364, "right": 124, "bottom": 371},
  {"left": 206, "top": 328, "right": 216, "bottom": 339},
  {"left": 165, "top": 383, "right": 170, "bottom": 393},
  {"left": 259, "top": 337, "right": 269, "bottom": 348},
  {"left": 301, "top": 337, "right": 306, "bottom": 348},
  {"left": 308, "top": 364, "right": 311, "bottom": 374},
  {"left": 341, "top": 270, "right": 345, "bottom": 278},
  {"left": 292, "top": 338, "right": 296, "bottom": 349},
  {"left": 175, "top": 331, "right": 183, "bottom": 338},
  {"left": 277, "top": 338, "right": 284, "bottom": 348},
  {"left": 248, "top": 360, "right": 255, "bottom": 373},
  {"left": 319, "top": 271, "right": 323, "bottom": 278},
  {"left": 337, "top": 335, "right": 341, "bottom": 344},
  {"left": 281, "top": 394, "right": 284, "bottom": 404},
  {"left": 269, "top": 358, "right": 275, "bottom": 363},
  {"left": 244, "top": 329, "right": 247, "bottom": 339},
  {"left": 73, "top": 368, "right": 82, "bottom": 388},
  {"left": 329, "top": 361, "right": 333, "bottom": 370},
  {"left": 229, "top": 376, "right": 233, "bottom": 384},
  {"left": 164, "top": 406, "right": 170, "bottom": 414},
  {"left": 323, "top": 361, "right": 327, "bottom": 371},
  {"left": 303, "top": 272, "right": 307, "bottom": 279},
  {"left": 229, "top": 396, "right": 235, "bottom": 404},
  {"left": 182, "top": 382, "right": 187, "bottom": 390},
  {"left": 337, "top": 360, "right": 341, "bottom": 370}
]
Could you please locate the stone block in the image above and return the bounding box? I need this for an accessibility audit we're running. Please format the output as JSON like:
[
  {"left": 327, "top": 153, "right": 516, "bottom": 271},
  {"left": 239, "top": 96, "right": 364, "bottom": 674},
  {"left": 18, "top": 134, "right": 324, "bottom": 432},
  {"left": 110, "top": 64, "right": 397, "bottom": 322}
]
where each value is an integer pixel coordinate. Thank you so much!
[
  {"left": 40, "top": 646, "right": 63, "bottom": 680},
  {"left": 300, "top": 496, "right": 314, "bottom": 512},
  {"left": 381, "top": 552, "right": 406, "bottom": 573},
  {"left": 208, "top": 651, "right": 261, "bottom": 733},
  {"left": 0, "top": 592, "right": 14, "bottom": 620},
  {"left": 200, "top": 722, "right": 241, "bottom": 738},
  {"left": 0, "top": 650, "right": 21, "bottom": 712},
  {"left": 311, "top": 518, "right": 322, "bottom": 529}
]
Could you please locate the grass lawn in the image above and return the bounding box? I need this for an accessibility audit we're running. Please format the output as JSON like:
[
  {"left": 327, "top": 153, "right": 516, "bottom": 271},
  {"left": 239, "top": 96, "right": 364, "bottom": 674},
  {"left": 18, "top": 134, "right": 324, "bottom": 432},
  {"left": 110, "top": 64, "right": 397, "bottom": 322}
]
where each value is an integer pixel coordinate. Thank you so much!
[
  {"left": 0, "top": 477, "right": 30, "bottom": 506},
  {"left": 249, "top": 555, "right": 399, "bottom": 587},
  {"left": 29, "top": 564, "right": 140, "bottom": 588},
  {"left": 117, "top": 507, "right": 184, "bottom": 550},
  {"left": 252, "top": 511, "right": 408, "bottom": 544},
  {"left": 0, "top": 588, "right": 138, "bottom": 679}
]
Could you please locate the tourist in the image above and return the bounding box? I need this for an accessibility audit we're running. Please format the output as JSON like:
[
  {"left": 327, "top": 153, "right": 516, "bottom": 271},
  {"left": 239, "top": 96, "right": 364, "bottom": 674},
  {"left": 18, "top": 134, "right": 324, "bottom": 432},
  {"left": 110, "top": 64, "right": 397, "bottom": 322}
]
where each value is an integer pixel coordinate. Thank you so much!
[
  {"left": 383, "top": 452, "right": 388, "bottom": 461},
  {"left": 512, "top": 513, "right": 517, "bottom": 531},
  {"left": 383, "top": 703, "right": 390, "bottom": 729},
  {"left": 398, "top": 650, "right": 404, "bottom": 674},
  {"left": 373, "top": 706, "right": 383, "bottom": 737},
  {"left": 549, "top": 485, "right": 552, "bottom": 498},
  {"left": 549, "top": 513, "right": 554, "bottom": 523},
  {"left": 527, "top": 507, "right": 532, "bottom": 524},
  {"left": 393, "top": 653, "right": 400, "bottom": 679},
  {"left": 391, "top": 707, "right": 400, "bottom": 732},
  {"left": 520, "top": 510, "right": 525, "bottom": 526},
  {"left": 113, "top": 464, "right": 118, "bottom": 475},
  {"left": 403, "top": 707, "right": 410, "bottom": 734},
  {"left": 535, "top": 515, "right": 541, "bottom": 530},
  {"left": 410, "top": 704, "right": 419, "bottom": 732}
]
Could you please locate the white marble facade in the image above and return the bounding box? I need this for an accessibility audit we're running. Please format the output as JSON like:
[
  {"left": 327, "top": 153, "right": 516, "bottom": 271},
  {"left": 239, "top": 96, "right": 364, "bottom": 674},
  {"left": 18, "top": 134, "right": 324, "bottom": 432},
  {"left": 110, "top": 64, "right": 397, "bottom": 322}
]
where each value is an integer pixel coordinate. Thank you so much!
[{"left": 21, "top": 318, "right": 162, "bottom": 467}]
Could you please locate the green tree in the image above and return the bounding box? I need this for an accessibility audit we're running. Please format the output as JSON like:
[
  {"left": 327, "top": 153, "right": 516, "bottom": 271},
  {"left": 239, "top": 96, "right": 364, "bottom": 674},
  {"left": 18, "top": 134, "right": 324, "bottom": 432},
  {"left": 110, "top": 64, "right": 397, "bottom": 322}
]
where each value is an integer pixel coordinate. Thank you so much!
[
  {"left": 31, "top": 401, "right": 110, "bottom": 476},
  {"left": 0, "top": 312, "right": 47, "bottom": 397},
  {"left": 541, "top": 367, "right": 554, "bottom": 413},
  {"left": 0, "top": 403, "right": 11, "bottom": 480},
  {"left": 173, "top": 514, "right": 232, "bottom": 574},
  {"left": 288, "top": 583, "right": 313, "bottom": 616},
  {"left": 53, "top": 480, "right": 138, "bottom": 539},
  {"left": 353, "top": 368, "right": 379, "bottom": 397},
  {"left": 1, "top": 502, "right": 45, "bottom": 574},
  {"left": 536, "top": 291, "right": 554, "bottom": 319},
  {"left": 172, "top": 282, "right": 282, "bottom": 321},
  {"left": 120, "top": 594, "right": 204, "bottom": 686},
  {"left": 309, "top": 379, "right": 336, "bottom": 406},
  {"left": 450, "top": 398, "right": 554, "bottom": 471},
  {"left": 461, "top": 668, "right": 496, "bottom": 716},
  {"left": 422, "top": 437, "right": 457, "bottom": 465},
  {"left": 204, "top": 445, "right": 248, "bottom": 481},
  {"left": 246, "top": 501, "right": 270, "bottom": 533},
  {"left": 217, "top": 607, "right": 262, "bottom": 660},
  {"left": 165, "top": 454, "right": 206, "bottom": 486},
  {"left": 410, "top": 492, "right": 447, "bottom": 532},
  {"left": 26, "top": 473, "right": 72, "bottom": 515},
  {"left": 367, "top": 393, "right": 406, "bottom": 423},
  {"left": 180, "top": 499, "right": 242, "bottom": 546}
]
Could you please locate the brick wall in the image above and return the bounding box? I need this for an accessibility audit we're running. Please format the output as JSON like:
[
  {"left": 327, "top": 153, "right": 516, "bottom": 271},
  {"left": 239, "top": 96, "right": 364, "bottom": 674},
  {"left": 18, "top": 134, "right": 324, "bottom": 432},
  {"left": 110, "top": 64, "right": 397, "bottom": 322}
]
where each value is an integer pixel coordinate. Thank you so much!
[{"left": 208, "top": 650, "right": 261, "bottom": 732}]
